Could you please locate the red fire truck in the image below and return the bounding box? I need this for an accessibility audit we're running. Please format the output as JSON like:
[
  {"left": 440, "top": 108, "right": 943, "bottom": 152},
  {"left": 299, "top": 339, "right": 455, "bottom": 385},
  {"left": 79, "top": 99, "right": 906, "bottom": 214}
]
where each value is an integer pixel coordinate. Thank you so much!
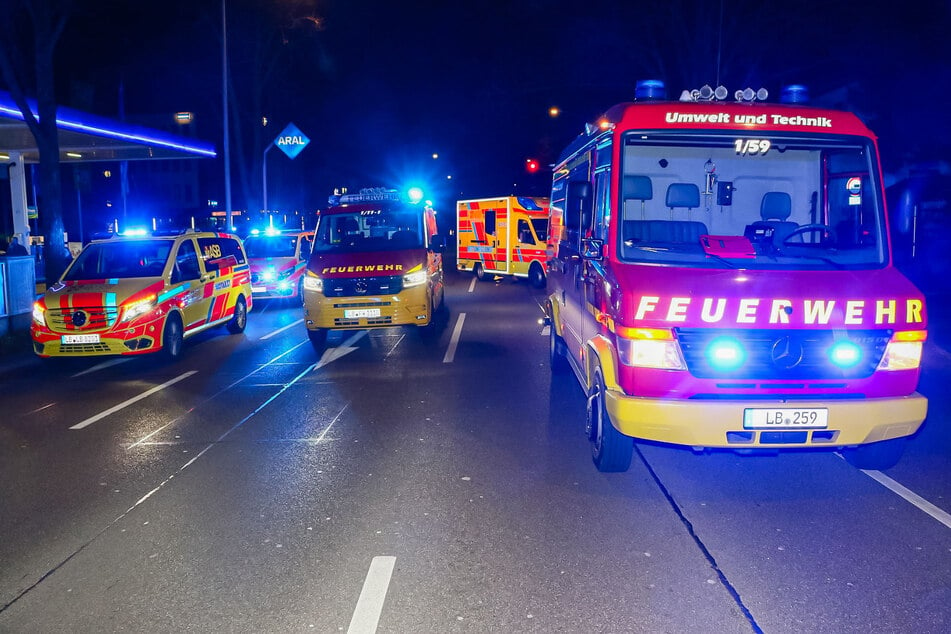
[{"left": 546, "top": 81, "right": 928, "bottom": 472}]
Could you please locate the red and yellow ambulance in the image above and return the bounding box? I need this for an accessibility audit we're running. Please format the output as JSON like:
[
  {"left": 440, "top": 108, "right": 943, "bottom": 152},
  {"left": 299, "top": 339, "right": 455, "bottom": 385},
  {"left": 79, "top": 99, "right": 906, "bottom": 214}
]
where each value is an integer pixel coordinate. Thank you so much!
[
  {"left": 301, "top": 188, "right": 446, "bottom": 350},
  {"left": 31, "top": 229, "right": 253, "bottom": 360},
  {"left": 456, "top": 196, "right": 550, "bottom": 287},
  {"left": 245, "top": 228, "right": 314, "bottom": 299},
  {"left": 546, "top": 81, "right": 928, "bottom": 471}
]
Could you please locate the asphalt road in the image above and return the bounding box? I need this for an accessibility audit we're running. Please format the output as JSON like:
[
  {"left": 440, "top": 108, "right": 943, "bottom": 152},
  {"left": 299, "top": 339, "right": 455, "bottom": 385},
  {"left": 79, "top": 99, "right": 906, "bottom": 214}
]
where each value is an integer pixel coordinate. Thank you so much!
[{"left": 0, "top": 270, "right": 949, "bottom": 633}]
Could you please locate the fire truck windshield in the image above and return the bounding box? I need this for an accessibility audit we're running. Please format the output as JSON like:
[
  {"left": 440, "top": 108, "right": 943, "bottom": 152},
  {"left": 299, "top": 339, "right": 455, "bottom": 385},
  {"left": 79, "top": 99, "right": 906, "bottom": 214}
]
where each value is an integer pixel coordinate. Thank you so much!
[
  {"left": 617, "top": 133, "right": 887, "bottom": 270},
  {"left": 312, "top": 207, "right": 424, "bottom": 253},
  {"left": 64, "top": 240, "right": 173, "bottom": 280}
]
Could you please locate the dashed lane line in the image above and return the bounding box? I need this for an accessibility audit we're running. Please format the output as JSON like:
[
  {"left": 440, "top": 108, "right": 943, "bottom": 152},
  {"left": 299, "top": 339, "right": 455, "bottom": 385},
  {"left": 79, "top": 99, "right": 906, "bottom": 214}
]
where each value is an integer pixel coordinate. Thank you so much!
[
  {"left": 69, "top": 371, "right": 197, "bottom": 430},
  {"left": 859, "top": 467, "right": 951, "bottom": 529},
  {"left": 443, "top": 312, "right": 466, "bottom": 363},
  {"left": 347, "top": 556, "right": 397, "bottom": 634}
]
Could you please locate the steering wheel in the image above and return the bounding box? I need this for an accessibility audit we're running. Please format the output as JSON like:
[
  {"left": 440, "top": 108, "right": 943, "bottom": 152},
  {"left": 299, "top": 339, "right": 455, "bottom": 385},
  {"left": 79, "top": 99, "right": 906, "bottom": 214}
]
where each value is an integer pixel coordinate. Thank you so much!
[{"left": 782, "top": 223, "right": 837, "bottom": 245}]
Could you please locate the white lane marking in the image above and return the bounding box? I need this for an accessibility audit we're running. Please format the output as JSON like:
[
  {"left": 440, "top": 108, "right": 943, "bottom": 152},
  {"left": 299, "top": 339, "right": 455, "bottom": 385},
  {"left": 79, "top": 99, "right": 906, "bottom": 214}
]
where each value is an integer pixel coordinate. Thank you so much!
[
  {"left": 347, "top": 556, "right": 396, "bottom": 634},
  {"left": 71, "top": 358, "right": 131, "bottom": 378},
  {"left": 467, "top": 276, "right": 477, "bottom": 293},
  {"left": 260, "top": 318, "right": 304, "bottom": 340},
  {"left": 28, "top": 402, "right": 57, "bottom": 414},
  {"left": 860, "top": 467, "right": 951, "bottom": 529},
  {"left": 129, "top": 340, "right": 310, "bottom": 448},
  {"left": 384, "top": 333, "right": 405, "bottom": 359},
  {"left": 70, "top": 371, "right": 197, "bottom": 430},
  {"left": 120, "top": 361, "right": 326, "bottom": 513},
  {"left": 316, "top": 331, "right": 368, "bottom": 369},
  {"left": 443, "top": 312, "right": 466, "bottom": 363}
]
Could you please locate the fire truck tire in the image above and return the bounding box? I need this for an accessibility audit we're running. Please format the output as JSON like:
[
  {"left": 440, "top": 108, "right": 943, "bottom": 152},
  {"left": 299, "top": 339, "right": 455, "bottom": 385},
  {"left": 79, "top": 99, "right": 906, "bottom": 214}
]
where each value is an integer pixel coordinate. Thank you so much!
[
  {"left": 474, "top": 263, "right": 488, "bottom": 281},
  {"left": 528, "top": 262, "right": 546, "bottom": 289},
  {"left": 589, "top": 369, "right": 634, "bottom": 472},
  {"left": 162, "top": 313, "right": 185, "bottom": 361},
  {"left": 549, "top": 324, "right": 570, "bottom": 373},
  {"left": 842, "top": 437, "right": 906, "bottom": 470},
  {"left": 308, "top": 328, "right": 328, "bottom": 353},
  {"left": 226, "top": 296, "right": 248, "bottom": 334}
]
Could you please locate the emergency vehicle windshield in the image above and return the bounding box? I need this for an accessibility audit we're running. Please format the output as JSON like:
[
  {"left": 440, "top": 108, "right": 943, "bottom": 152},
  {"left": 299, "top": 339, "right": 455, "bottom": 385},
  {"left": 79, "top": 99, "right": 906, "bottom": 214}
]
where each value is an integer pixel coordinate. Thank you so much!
[
  {"left": 63, "top": 239, "right": 173, "bottom": 280},
  {"left": 312, "top": 207, "right": 425, "bottom": 254},
  {"left": 618, "top": 133, "right": 886, "bottom": 270},
  {"left": 245, "top": 234, "right": 298, "bottom": 258}
]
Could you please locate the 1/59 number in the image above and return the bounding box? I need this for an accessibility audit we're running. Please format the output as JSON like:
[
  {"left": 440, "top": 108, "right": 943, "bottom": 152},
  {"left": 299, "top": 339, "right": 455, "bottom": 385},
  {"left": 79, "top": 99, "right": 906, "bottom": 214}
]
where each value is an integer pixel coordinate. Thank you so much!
[{"left": 735, "top": 139, "right": 771, "bottom": 155}]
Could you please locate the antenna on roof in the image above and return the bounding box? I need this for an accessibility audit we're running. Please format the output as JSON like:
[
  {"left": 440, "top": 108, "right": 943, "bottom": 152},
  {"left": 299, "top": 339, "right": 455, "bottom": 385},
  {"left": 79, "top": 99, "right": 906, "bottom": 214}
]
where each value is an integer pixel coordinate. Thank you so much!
[{"left": 715, "top": 0, "right": 724, "bottom": 87}]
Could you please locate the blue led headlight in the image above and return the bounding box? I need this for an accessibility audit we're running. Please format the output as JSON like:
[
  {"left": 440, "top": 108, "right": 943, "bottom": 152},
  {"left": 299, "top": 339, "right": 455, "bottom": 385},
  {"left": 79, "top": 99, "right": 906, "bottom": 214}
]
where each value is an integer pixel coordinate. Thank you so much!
[
  {"left": 828, "top": 340, "right": 863, "bottom": 369},
  {"left": 705, "top": 336, "right": 746, "bottom": 372}
]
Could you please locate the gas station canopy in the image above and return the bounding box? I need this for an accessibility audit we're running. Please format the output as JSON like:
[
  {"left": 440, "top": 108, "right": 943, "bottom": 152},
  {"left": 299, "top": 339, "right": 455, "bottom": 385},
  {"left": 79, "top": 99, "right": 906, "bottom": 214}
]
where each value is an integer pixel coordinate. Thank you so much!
[{"left": 0, "top": 89, "right": 216, "bottom": 163}]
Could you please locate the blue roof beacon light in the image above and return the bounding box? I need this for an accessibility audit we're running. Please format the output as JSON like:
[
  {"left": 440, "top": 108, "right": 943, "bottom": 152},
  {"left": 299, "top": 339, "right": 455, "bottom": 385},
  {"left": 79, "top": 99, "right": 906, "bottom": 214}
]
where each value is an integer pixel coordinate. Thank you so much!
[
  {"left": 780, "top": 85, "right": 810, "bottom": 104},
  {"left": 406, "top": 187, "right": 425, "bottom": 204},
  {"left": 635, "top": 80, "right": 666, "bottom": 100}
]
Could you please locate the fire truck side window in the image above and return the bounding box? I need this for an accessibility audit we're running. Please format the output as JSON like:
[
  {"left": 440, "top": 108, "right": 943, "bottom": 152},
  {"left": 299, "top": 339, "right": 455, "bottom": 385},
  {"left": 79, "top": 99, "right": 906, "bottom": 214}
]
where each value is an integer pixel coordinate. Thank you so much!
[{"left": 592, "top": 170, "right": 611, "bottom": 241}]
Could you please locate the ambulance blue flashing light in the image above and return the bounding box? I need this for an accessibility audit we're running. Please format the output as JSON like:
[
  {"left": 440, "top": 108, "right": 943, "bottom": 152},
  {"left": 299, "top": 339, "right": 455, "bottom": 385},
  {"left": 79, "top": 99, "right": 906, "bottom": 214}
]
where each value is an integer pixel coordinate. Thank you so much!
[
  {"left": 635, "top": 80, "right": 666, "bottom": 100},
  {"left": 705, "top": 336, "right": 746, "bottom": 372},
  {"left": 780, "top": 85, "right": 810, "bottom": 104},
  {"left": 121, "top": 228, "right": 148, "bottom": 237}
]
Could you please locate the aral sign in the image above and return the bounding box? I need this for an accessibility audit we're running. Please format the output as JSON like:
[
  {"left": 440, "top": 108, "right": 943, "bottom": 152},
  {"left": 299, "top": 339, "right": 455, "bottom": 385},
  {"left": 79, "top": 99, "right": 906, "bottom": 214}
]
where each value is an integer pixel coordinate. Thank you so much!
[{"left": 275, "top": 123, "right": 310, "bottom": 159}]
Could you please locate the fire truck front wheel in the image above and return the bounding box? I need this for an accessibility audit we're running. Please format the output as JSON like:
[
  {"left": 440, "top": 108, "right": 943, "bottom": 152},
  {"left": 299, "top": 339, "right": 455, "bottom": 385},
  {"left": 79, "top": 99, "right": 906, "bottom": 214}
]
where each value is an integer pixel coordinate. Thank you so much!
[
  {"left": 588, "top": 369, "right": 634, "bottom": 472},
  {"left": 308, "top": 328, "right": 328, "bottom": 353},
  {"left": 842, "top": 437, "right": 907, "bottom": 470}
]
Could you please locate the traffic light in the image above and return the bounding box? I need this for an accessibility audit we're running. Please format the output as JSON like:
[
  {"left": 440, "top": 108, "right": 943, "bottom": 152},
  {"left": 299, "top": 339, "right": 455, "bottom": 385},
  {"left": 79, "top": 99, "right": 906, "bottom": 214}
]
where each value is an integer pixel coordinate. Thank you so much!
[{"left": 525, "top": 158, "right": 540, "bottom": 173}]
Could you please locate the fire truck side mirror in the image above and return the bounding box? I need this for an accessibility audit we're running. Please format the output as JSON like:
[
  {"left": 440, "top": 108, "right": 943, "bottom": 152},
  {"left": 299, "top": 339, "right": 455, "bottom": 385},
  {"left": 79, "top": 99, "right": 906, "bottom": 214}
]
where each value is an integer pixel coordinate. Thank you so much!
[
  {"left": 582, "top": 238, "right": 603, "bottom": 260},
  {"left": 430, "top": 234, "right": 447, "bottom": 252}
]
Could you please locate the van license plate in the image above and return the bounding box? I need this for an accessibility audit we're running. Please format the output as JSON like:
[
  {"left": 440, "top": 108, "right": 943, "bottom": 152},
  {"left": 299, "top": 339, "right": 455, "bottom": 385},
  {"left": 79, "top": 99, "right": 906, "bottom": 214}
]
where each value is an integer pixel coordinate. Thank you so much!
[
  {"left": 62, "top": 334, "right": 101, "bottom": 344},
  {"left": 344, "top": 308, "right": 381, "bottom": 319},
  {"left": 743, "top": 408, "right": 828, "bottom": 429}
]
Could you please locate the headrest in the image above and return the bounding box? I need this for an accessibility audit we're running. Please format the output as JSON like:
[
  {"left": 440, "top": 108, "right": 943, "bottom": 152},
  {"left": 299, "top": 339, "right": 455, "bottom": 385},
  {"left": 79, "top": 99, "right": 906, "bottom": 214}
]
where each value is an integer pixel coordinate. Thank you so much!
[
  {"left": 622, "top": 175, "right": 653, "bottom": 201},
  {"left": 761, "top": 192, "right": 792, "bottom": 221},
  {"left": 666, "top": 183, "right": 700, "bottom": 209}
]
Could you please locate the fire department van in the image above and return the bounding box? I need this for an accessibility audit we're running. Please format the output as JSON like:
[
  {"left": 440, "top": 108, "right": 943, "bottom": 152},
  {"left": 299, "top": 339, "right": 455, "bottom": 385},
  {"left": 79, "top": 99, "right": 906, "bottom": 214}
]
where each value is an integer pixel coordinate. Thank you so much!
[
  {"left": 456, "top": 196, "right": 550, "bottom": 287},
  {"left": 245, "top": 228, "right": 314, "bottom": 299},
  {"left": 302, "top": 188, "right": 446, "bottom": 350},
  {"left": 31, "top": 229, "right": 253, "bottom": 360},
  {"left": 546, "top": 81, "right": 928, "bottom": 472}
]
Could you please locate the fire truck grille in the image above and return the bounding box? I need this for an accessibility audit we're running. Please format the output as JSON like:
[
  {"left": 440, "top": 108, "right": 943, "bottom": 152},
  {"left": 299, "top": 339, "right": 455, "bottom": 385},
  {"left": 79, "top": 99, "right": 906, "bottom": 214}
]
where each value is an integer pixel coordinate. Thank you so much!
[
  {"left": 322, "top": 276, "right": 403, "bottom": 297},
  {"left": 675, "top": 328, "right": 890, "bottom": 380},
  {"left": 334, "top": 317, "right": 394, "bottom": 327},
  {"left": 46, "top": 307, "right": 118, "bottom": 331}
]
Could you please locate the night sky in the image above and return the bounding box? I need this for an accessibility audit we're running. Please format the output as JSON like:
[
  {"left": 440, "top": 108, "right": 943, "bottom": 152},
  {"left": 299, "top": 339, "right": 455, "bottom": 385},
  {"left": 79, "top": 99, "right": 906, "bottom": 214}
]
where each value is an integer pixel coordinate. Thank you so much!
[{"left": 23, "top": 0, "right": 951, "bottom": 217}]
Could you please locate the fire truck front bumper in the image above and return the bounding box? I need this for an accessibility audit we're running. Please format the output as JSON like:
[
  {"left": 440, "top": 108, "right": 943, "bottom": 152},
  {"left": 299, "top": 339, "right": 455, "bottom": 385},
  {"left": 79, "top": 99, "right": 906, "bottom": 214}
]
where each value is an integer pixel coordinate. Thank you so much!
[{"left": 603, "top": 391, "right": 928, "bottom": 449}]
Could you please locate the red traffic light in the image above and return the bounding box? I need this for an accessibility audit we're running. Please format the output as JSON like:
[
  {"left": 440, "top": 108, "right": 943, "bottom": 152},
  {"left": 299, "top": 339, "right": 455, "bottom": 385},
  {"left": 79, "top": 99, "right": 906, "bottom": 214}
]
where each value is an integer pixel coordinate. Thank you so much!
[{"left": 525, "top": 158, "right": 540, "bottom": 173}]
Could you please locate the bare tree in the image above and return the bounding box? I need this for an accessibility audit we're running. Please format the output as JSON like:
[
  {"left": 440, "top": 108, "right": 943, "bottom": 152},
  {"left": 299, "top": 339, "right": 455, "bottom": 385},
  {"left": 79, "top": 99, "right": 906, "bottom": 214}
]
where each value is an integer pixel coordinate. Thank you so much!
[{"left": 0, "top": 0, "right": 74, "bottom": 282}]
